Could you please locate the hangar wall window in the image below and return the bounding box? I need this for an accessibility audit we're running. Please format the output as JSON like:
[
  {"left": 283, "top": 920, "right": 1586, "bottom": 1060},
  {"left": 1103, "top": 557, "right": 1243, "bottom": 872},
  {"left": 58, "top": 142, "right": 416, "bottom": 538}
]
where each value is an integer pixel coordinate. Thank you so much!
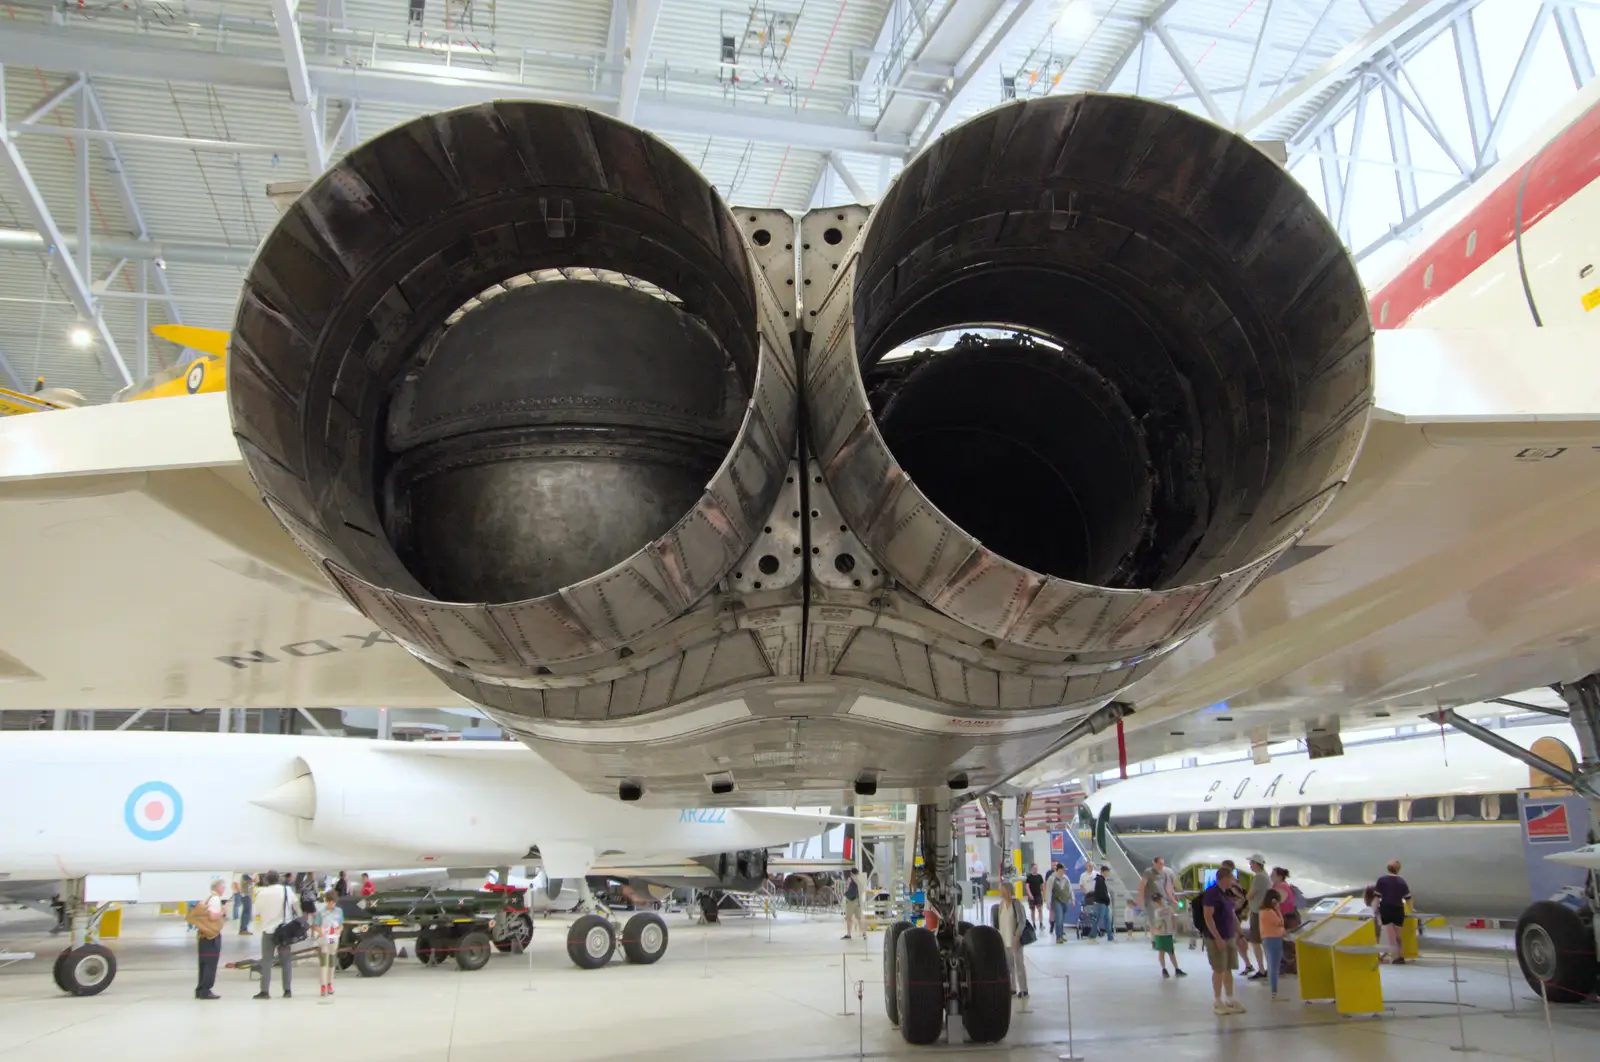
[
  {"left": 1340, "top": 802, "right": 1366, "bottom": 825},
  {"left": 1372, "top": 800, "right": 1400, "bottom": 824},
  {"left": 1410, "top": 796, "right": 1438, "bottom": 822},
  {"left": 1453, "top": 795, "right": 1482, "bottom": 821}
]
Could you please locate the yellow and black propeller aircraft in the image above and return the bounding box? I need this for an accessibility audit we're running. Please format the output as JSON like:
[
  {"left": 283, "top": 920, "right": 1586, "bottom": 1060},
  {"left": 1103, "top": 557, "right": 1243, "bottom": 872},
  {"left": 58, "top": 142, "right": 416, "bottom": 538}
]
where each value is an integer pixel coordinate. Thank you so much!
[{"left": 0, "top": 324, "right": 230, "bottom": 416}]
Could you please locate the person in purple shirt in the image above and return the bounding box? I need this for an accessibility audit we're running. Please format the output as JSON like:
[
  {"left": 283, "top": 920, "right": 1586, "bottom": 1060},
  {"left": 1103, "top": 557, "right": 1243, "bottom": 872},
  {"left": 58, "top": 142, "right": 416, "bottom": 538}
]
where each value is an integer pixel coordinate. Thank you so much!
[
  {"left": 1203, "top": 866, "right": 1245, "bottom": 1014},
  {"left": 1373, "top": 860, "right": 1412, "bottom": 964}
]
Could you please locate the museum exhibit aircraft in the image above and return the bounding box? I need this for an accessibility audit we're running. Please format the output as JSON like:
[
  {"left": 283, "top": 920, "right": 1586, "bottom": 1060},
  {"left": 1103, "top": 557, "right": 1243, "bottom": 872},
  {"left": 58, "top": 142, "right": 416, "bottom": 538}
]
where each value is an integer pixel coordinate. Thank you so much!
[
  {"left": 2, "top": 80, "right": 1599, "bottom": 1041},
  {"left": 0, "top": 730, "right": 861, "bottom": 993}
]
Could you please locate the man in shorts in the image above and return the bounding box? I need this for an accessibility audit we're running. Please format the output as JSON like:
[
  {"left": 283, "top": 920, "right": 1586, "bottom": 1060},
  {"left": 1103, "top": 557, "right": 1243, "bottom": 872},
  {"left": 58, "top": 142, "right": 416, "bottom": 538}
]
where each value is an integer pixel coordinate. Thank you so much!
[
  {"left": 1244, "top": 854, "right": 1270, "bottom": 979},
  {"left": 1203, "top": 866, "right": 1245, "bottom": 1015}
]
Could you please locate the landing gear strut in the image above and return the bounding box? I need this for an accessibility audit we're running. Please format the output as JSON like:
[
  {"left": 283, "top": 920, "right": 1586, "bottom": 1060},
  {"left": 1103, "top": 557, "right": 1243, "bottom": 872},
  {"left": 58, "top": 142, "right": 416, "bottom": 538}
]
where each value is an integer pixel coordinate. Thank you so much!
[
  {"left": 882, "top": 794, "right": 1012, "bottom": 1045},
  {"left": 1452, "top": 676, "right": 1600, "bottom": 1003},
  {"left": 563, "top": 878, "right": 669, "bottom": 969},
  {"left": 52, "top": 878, "right": 117, "bottom": 996}
]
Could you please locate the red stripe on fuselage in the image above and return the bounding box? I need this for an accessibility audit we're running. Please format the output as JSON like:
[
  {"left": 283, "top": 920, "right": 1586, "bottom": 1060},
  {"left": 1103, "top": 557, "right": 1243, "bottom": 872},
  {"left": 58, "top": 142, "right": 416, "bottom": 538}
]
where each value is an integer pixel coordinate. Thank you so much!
[{"left": 1368, "top": 99, "right": 1600, "bottom": 328}]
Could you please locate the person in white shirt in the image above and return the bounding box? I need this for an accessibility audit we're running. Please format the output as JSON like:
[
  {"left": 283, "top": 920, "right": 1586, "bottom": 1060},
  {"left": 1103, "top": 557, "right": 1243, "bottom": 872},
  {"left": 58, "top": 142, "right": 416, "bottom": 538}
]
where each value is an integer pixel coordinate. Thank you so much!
[{"left": 254, "top": 870, "right": 300, "bottom": 999}]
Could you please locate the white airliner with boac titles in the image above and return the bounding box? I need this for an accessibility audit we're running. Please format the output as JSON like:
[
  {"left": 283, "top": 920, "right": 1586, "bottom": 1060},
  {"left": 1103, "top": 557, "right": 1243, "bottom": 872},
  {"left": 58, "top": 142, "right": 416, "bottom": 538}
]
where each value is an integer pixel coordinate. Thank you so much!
[{"left": 1088, "top": 723, "right": 1590, "bottom": 919}]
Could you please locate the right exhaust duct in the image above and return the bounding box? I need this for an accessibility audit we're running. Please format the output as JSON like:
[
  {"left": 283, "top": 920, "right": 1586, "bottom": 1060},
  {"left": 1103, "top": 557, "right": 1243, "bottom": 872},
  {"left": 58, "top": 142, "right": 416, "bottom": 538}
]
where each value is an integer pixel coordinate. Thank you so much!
[{"left": 810, "top": 94, "right": 1373, "bottom": 664}]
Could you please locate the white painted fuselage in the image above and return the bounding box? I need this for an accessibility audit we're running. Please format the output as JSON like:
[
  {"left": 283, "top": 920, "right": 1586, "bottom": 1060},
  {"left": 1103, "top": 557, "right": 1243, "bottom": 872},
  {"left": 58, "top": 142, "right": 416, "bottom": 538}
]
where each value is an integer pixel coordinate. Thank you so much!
[
  {"left": 1086, "top": 725, "right": 1583, "bottom": 919},
  {"left": 0, "top": 731, "right": 834, "bottom": 882}
]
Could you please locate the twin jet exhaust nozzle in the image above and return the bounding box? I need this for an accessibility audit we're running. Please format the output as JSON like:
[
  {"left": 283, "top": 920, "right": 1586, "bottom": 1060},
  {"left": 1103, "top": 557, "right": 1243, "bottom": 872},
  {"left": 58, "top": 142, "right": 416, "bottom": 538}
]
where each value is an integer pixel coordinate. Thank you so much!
[{"left": 229, "top": 95, "right": 1373, "bottom": 803}]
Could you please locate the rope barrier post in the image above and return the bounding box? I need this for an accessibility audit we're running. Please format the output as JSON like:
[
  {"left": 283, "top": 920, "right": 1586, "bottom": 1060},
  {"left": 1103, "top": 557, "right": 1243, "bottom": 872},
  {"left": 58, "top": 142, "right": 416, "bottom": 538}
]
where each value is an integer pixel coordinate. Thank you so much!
[
  {"left": 1538, "top": 977, "right": 1557, "bottom": 1062},
  {"left": 702, "top": 926, "right": 711, "bottom": 980},
  {"left": 856, "top": 979, "right": 865, "bottom": 1060},
  {"left": 1057, "top": 972, "right": 1083, "bottom": 1061},
  {"left": 524, "top": 935, "right": 536, "bottom": 992},
  {"left": 1504, "top": 951, "right": 1516, "bottom": 1014},
  {"left": 1449, "top": 925, "right": 1467, "bottom": 984},
  {"left": 840, "top": 951, "right": 852, "bottom": 1015},
  {"left": 1448, "top": 931, "right": 1479, "bottom": 1051},
  {"left": 767, "top": 895, "right": 773, "bottom": 944}
]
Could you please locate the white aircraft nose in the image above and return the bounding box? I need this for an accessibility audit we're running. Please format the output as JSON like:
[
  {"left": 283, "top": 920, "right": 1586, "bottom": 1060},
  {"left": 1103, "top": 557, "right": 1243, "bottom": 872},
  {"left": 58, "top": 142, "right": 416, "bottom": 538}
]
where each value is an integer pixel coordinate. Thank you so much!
[{"left": 1544, "top": 843, "right": 1600, "bottom": 869}]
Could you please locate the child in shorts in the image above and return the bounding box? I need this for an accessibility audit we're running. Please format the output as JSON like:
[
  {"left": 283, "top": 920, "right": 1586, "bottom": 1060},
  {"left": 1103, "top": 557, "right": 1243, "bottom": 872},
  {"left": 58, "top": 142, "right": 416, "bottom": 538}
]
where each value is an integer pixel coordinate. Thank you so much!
[
  {"left": 1150, "top": 893, "right": 1186, "bottom": 978},
  {"left": 314, "top": 891, "right": 344, "bottom": 997}
]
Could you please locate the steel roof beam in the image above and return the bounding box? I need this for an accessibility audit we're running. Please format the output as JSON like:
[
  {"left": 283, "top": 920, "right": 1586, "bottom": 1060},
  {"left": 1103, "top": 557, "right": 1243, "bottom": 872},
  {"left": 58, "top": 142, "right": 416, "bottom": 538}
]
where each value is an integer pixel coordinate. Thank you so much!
[
  {"left": 0, "top": 228, "right": 255, "bottom": 267},
  {"left": 916, "top": 0, "right": 1046, "bottom": 147},
  {"left": 0, "top": 346, "right": 22, "bottom": 390},
  {"left": 20, "top": 76, "right": 83, "bottom": 127},
  {"left": 1153, "top": 21, "right": 1226, "bottom": 125},
  {"left": 618, "top": 0, "right": 663, "bottom": 125},
  {"left": 83, "top": 82, "right": 183, "bottom": 325},
  {"left": 1238, "top": 0, "right": 1473, "bottom": 137},
  {"left": 1553, "top": 4, "right": 1596, "bottom": 87},
  {"left": 876, "top": 0, "right": 1008, "bottom": 138},
  {"left": 828, "top": 152, "right": 869, "bottom": 202},
  {"left": 0, "top": 24, "right": 909, "bottom": 158},
  {"left": 0, "top": 65, "right": 131, "bottom": 386},
  {"left": 1483, "top": 4, "right": 1553, "bottom": 163},
  {"left": 1097, "top": 0, "right": 1182, "bottom": 92},
  {"left": 1235, "top": 0, "right": 1287, "bottom": 127},
  {"left": 271, "top": 0, "right": 328, "bottom": 175}
]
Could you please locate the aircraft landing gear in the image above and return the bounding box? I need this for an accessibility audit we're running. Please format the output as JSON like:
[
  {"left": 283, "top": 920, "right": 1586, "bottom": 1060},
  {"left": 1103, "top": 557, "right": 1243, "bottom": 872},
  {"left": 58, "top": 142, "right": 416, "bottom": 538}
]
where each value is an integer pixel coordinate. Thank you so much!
[
  {"left": 564, "top": 879, "right": 669, "bottom": 969},
  {"left": 882, "top": 796, "right": 1012, "bottom": 1046},
  {"left": 1477, "top": 675, "right": 1600, "bottom": 1002},
  {"left": 52, "top": 879, "right": 117, "bottom": 996}
]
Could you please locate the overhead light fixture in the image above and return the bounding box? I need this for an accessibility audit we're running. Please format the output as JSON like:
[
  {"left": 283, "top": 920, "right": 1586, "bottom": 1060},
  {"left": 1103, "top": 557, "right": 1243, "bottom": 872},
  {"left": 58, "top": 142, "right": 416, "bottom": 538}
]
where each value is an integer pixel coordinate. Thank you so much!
[
  {"left": 1056, "top": 0, "right": 1097, "bottom": 40},
  {"left": 68, "top": 325, "right": 94, "bottom": 349}
]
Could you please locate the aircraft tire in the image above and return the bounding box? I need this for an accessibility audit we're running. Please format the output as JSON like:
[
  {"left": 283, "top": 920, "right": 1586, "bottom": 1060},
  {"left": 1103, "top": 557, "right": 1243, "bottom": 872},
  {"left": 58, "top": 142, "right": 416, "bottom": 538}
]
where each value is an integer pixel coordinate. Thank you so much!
[
  {"left": 896, "top": 926, "right": 944, "bottom": 1045},
  {"left": 621, "top": 912, "right": 669, "bottom": 964},
  {"left": 454, "top": 930, "right": 492, "bottom": 971},
  {"left": 55, "top": 943, "right": 116, "bottom": 997},
  {"left": 883, "top": 921, "right": 912, "bottom": 1025},
  {"left": 353, "top": 932, "right": 396, "bottom": 978},
  {"left": 958, "top": 925, "right": 1012, "bottom": 1044},
  {"left": 567, "top": 914, "right": 615, "bottom": 969},
  {"left": 494, "top": 913, "right": 534, "bottom": 953},
  {"left": 1516, "top": 901, "right": 1597, "bottom": 1003}
]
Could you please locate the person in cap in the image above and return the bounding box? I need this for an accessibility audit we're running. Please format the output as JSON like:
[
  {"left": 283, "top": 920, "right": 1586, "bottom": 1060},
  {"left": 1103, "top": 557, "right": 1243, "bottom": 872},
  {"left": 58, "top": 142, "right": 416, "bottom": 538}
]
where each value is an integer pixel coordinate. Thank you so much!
[{"left": 1244, "top": 853, "right": 1271, "bottom": 980}]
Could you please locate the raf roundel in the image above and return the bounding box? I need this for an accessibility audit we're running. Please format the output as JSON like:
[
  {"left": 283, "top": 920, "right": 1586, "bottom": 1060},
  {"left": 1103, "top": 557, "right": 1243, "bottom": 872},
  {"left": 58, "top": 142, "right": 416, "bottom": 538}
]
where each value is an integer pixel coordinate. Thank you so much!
[{"left": 124, "top": 781, "right": 183, "bottom": 841}]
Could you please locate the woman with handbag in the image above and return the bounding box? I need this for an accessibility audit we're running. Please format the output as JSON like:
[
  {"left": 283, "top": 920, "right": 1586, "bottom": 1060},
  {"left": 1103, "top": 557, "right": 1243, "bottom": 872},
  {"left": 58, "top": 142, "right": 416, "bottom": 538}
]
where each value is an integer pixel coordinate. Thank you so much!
[{"left": 997, "top": 877, "right": 1032, "bottom": 998}]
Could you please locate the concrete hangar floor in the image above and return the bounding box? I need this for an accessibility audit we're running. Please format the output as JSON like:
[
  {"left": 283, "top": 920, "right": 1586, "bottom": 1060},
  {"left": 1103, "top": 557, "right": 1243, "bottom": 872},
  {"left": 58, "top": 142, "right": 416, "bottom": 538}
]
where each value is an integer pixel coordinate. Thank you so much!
[{"left": 1, "top": 906, "right": 1596, "bottom": 1062}]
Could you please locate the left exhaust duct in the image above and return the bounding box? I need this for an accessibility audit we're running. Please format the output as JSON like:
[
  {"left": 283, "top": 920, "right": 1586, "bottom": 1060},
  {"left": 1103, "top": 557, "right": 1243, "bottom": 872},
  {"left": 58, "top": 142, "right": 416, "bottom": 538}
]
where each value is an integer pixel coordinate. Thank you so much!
[{"left": 229, "top": 102, "right": 797, "bottom": 687}]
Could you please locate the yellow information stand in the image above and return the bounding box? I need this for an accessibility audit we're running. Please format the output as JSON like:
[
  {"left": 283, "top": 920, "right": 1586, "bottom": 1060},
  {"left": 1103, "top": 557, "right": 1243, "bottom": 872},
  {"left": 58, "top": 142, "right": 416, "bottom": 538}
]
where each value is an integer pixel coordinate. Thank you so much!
[
  {"left": 1398, "top": 902, "right": 1442, "bottom": 960},
  {"left": 1292, "top": 901, "right": 1384, "bottom": 1015}
]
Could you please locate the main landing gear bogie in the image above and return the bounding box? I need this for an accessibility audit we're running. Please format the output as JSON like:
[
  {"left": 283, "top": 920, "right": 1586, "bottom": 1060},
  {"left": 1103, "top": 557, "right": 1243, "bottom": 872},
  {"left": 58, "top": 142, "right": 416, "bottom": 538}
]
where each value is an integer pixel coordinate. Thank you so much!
[
  {"left": 564, "top": 910, "right": 670, "bottom": 969},
  {"left": 883, "top": 922, "right": 1013, "bottom": 1046}
]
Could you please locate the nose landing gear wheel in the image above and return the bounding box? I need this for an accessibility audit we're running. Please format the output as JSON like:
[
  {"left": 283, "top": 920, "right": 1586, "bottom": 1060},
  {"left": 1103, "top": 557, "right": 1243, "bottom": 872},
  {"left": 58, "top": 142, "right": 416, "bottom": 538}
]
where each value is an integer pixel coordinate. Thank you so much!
[
  {"left": 567, "top": 914, "right": 616, "bottom": 969},
  {"left": 958, "top": 925, "right": 1012, "bottom": 1043},
  {"left": 895, "top": 926, "right": 945, "bottom": 1045},
  {"left": 621, "top": 912, "right": 669, "bottom": 964},
  {"left": 54, "top": 943, "right": 117, "bottom": 996},
  {"left": 1516, "top": 901, "right": 1597, "bottom": 1003}
]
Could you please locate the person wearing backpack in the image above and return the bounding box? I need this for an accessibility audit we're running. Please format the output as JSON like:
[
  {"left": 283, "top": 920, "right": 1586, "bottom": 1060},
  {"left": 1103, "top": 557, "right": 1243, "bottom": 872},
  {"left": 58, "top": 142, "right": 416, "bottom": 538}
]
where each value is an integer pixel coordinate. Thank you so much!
[
  {"left": 841, "top": 870, "right": 866, "bottom": 940},
  {"left": 187, "top": 878, "right": 227, "bottom": 1000},
  {"left": 254, "top": 870, "right": 302, "bottom": 999}
]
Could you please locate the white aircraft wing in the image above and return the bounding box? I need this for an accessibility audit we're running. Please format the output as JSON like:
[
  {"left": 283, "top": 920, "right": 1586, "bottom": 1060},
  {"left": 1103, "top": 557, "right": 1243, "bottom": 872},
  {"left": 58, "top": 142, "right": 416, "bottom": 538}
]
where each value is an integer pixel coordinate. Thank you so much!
[
  {"left": 0, "top": 393, "right": 449, "bottom": 710},
  {"left": 1018, "top": 327, "right": 1600, "bottom": 782}
]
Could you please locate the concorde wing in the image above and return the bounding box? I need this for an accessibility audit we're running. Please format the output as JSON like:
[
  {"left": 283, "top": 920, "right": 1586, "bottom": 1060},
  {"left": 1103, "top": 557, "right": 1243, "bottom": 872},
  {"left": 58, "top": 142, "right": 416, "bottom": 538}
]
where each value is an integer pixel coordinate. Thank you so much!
[
  {"left": 1015, "top": 327, "right": 1600, "bottom": 784},
  {"left": 0, "top": 392, "right": 448, "bottom": 710}
]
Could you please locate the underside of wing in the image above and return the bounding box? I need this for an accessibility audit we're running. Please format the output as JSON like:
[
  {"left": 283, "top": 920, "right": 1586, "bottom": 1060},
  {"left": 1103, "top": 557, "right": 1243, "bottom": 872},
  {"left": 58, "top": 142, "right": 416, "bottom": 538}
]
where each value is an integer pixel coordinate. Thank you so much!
[
  {"left": 1025, "top": 328, "right": 1600, "bottom": 780},
  {"left": 0, "top": 394, "right": 448, "bottom": 710}
]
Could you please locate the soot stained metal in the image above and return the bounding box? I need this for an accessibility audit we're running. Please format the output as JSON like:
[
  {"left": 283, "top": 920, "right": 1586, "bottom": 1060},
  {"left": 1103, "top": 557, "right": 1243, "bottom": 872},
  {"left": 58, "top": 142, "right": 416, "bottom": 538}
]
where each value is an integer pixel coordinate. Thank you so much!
[{"left": 229, "top": 95, "right": 1373, "bottom": 804}]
